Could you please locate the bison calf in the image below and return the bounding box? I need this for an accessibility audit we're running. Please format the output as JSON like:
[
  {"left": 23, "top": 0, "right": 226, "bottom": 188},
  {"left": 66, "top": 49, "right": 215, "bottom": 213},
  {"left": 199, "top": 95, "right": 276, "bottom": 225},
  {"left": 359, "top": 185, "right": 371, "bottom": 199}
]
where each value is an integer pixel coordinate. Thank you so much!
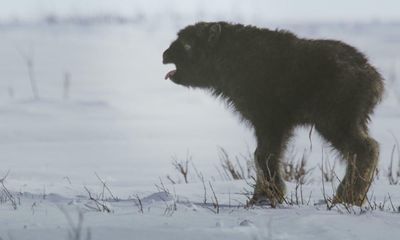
[{"left": 163, "top": 22, "right": 384, "bottom": 206}]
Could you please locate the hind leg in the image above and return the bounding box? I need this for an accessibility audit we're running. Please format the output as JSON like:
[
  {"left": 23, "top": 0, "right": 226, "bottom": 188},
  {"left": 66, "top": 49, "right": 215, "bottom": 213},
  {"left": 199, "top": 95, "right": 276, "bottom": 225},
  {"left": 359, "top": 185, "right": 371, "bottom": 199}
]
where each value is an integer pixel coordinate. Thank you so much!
[
  {"left": 316, "top": 122, "right": 379, "bottom": 206},
  {"left": 335, "top": 134, "right": 378, "bottom": 205}
]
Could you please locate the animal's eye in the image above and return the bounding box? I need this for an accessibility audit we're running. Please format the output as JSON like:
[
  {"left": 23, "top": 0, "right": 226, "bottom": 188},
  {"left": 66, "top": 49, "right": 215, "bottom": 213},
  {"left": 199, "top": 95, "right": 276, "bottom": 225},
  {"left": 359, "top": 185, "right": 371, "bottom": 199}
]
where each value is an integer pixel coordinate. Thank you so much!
[
  {"left": 179, "top": 38, "right": 192, "bottom": 51},
  {"left": 183, "top": 43, "right": 192, "bottom": 51}
]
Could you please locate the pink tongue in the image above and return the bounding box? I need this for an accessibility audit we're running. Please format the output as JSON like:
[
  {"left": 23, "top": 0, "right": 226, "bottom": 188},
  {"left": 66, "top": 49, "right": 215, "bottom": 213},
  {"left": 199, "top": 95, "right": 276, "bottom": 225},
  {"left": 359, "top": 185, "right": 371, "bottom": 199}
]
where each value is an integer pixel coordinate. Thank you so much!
[{"left": 165, "top": 70, "right": 176, "bottom": 80}]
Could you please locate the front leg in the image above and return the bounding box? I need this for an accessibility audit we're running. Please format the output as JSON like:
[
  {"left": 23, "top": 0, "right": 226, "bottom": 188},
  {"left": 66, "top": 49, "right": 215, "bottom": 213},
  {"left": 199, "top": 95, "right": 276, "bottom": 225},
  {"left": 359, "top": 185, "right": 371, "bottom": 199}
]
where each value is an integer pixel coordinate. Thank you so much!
[{"left": 251, "top": 127, "right": 292, "bottom": 206}]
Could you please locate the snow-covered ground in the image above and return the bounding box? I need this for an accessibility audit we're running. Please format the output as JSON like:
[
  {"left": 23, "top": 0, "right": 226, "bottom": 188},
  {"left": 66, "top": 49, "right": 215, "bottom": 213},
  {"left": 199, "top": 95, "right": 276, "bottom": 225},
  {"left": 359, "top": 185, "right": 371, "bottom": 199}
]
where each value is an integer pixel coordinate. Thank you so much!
[{"left": 1, "top": 8, "right": 400, "bottom": 240}]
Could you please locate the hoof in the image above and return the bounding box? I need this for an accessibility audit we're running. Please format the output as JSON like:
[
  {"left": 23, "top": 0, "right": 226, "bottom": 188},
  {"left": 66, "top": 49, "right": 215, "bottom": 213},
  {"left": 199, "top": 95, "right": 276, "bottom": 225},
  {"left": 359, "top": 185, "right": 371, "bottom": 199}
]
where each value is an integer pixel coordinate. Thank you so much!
[
  {"left": 333, "top": 182, "right": 368, "bottom": 206},
  {"left": 249, "top": 193, "right": 284, "bottom": 208}
]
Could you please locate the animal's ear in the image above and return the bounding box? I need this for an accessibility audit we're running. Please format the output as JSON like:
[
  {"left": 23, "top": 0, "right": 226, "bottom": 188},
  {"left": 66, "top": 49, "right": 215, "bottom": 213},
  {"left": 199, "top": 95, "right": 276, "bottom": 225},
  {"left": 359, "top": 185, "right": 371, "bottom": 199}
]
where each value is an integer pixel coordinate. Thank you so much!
[{"left": 208, "top": 23, "right": 221, "bottom": 46}]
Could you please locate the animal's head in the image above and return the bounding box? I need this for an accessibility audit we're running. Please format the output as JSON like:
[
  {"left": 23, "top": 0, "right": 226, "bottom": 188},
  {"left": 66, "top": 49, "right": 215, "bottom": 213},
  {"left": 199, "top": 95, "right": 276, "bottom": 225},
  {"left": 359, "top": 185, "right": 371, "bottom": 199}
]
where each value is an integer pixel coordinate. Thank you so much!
[{"left": 163, "top": 22, "right": 222, "bottom": 88}]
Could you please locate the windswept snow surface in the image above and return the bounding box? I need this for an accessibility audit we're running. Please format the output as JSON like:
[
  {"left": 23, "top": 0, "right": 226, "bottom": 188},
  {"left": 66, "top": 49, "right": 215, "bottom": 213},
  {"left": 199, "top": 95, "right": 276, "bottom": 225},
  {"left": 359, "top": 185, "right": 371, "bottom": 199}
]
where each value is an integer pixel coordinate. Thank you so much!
[
  {"left": 1, "top": 181, "right": 400, "bottom": 240},
  {"left": 0, "top": 18, "right": 400, "bottom": 240}
]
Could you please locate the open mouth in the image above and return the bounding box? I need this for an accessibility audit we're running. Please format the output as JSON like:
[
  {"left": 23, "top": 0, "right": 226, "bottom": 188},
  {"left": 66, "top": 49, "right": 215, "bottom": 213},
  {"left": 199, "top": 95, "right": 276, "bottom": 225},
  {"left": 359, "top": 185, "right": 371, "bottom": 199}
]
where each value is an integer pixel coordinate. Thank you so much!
[{"left": 165, "top": 69, "right": 176, "bottom": 80}]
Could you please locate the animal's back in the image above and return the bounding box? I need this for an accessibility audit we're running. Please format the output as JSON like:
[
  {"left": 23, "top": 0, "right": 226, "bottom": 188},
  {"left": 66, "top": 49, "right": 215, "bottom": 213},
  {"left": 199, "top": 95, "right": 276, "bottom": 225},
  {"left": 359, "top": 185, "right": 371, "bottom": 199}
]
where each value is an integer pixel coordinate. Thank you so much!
[
  {"left": 241, "top": 33, "right": 386, "bottom": 124},
  {"left": 291, "top": 38, "right": 384, "bottom": 124}
]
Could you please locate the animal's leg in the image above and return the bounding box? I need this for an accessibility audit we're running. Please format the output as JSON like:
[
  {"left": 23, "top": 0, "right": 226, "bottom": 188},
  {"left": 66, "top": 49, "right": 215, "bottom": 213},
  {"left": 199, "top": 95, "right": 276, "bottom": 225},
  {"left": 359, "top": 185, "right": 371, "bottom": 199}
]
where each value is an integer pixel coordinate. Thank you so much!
[
  {"left": 252, "top": 128, "right": 292, "bottom": 206},
  {"left": 316, "top": 123, "right": 379, "bottom": 206}
]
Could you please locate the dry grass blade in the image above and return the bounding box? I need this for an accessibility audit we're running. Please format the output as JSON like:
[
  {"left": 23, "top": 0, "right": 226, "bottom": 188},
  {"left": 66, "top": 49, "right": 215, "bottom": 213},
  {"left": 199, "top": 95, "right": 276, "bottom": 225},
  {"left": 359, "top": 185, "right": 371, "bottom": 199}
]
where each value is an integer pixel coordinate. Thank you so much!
[
  {"left": 135, "top": 194, "right": 144, "bottom": 214},
  {"left": 209, "top": 181, "right": 220, "bottom": 214},
  {"left": 388, "top": 143, "right": 400, "bottom": 185}
]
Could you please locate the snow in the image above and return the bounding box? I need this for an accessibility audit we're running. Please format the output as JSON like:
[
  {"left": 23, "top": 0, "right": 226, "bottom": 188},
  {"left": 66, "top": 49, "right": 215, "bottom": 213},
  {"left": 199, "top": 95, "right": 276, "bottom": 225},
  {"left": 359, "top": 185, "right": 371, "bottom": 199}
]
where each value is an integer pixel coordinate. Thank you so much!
[
  {"left": 2, "top": 181, "right": 400, "bottom": 240},
  {"left": 0, "top": 6, "right": 400, "bottom": 240}
]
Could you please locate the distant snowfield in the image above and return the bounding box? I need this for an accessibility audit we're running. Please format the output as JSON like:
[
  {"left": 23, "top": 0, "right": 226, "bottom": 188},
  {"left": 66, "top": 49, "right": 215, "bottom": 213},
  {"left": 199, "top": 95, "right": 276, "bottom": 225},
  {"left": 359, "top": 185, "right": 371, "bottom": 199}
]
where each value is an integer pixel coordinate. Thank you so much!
[
  {"left": 0, "top": 20, "right": 400, "bottom": 239},
  {"left": 2, "top": 0, "right": 400, "bottom": 23}
]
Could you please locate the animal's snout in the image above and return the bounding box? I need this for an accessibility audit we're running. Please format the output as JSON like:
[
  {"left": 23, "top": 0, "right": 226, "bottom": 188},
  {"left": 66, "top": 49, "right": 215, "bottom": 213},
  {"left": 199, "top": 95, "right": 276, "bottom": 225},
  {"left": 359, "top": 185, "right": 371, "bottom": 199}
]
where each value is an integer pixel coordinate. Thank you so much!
[{"left": 162, "top": 48, "right": 173, "bottom": 64}]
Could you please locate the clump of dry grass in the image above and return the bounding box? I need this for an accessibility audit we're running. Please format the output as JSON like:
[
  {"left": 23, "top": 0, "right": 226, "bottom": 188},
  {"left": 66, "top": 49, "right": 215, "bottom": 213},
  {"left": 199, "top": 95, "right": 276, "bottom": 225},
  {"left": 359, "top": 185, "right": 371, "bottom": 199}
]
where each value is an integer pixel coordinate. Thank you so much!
[
  {"left": 217, "top": 147, "right": 255, "bottom": 181},
  {"left": 0, "top": 170, "right": 18, "bottom": 210},
  {"left": 83, "top": 173, "right": 119, "bottom": 213},
  {"left": 167, "top": 153, "right": 191, "bottom": 184},
  {"left": 164, "top": 146, "right": 400, "bottom": 214}
]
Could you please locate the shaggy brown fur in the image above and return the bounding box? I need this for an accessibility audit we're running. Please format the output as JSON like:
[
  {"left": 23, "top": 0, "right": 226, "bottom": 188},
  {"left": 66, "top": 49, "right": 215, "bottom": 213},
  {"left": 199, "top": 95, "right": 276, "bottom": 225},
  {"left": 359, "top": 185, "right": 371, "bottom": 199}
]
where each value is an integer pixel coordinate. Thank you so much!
[{"left": 163, "top": 22, "right": 384, "bottom": 206}]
